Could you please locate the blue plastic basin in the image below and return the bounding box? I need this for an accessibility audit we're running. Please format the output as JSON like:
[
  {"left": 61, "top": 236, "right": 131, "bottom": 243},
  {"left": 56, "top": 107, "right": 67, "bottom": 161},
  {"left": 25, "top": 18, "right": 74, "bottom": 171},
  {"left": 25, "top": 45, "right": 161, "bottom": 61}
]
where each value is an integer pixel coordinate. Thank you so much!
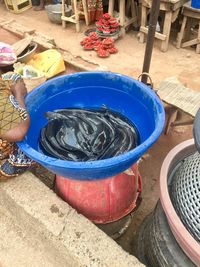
[
  {"left": 18, "top": 71, "right": 165, "bottom": 180},
  {"left": 191, "top": 0, "right": 200, "bottom": 8}
]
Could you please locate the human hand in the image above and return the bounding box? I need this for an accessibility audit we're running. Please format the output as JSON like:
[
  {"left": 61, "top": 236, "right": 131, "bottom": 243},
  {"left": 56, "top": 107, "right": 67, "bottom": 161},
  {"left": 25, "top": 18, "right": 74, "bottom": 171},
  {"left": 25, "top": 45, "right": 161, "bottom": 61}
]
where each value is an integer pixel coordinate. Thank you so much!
[{"left": 10, "top": 79, "right": 27, "bottom": 98}]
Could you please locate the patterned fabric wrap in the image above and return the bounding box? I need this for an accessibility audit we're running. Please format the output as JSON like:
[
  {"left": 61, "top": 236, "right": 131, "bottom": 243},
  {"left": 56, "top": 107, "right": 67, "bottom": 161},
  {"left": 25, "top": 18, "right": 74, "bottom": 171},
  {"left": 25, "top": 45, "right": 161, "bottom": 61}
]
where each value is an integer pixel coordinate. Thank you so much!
[
  {"left": 9, "top": 95, "right": 28, "bottom": 121},
  {"left": 0, "top": 74, "right": 33, "bottom": 179},
  {"left": 0, "top": 76, "right": 28, "bottom": 136},
  {"left": 2, "top": 72, "right": 21, "bottom": 83}
]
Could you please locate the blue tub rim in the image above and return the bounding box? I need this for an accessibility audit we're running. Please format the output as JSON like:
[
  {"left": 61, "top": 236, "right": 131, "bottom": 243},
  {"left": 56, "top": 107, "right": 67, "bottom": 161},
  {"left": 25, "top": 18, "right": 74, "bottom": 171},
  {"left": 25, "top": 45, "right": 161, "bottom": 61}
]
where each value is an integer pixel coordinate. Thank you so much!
[{"left": 18, "top": 71, "right": 165, "bottom": 177}]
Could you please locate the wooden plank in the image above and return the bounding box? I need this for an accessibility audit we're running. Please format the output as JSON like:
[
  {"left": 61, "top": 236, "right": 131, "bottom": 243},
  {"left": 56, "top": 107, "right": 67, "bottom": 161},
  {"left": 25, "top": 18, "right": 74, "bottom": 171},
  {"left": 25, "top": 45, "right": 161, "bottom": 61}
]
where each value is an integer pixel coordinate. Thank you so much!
[
  {"left": 119, "top": 0, "right": 126, "bottom": 36},
  {"left": 12, "top": 38, "right": 32, "bottom": 56},
  {"left": 182, "top": 38, "right": 199, "bottom": 47},
  {"left": 142, "top": 0, "right": 171, "bottom": 11},
  {"left": 61, "top": 0, "right": 82, "bottom": 31},
  {"left": 140, "top": 26, "right": 167, "bottom": 40},
  {"left": 142, "top": 0, "right": 180, "bottom": 3},
  {"left": 31, "top": 38, "right": 55, "bottom": 49},
  {"left": 62, "top": 51, "right": 107, "bottom": 71},
  {"left": 142, "top": 0, "right": 188, "bottom": 11},
  {"left": 196, "top": 22, "right": 200, "bottom": 53},
  {"left": 171, "top": 0, "right": 188, "bottom": 11},
  {"left": 164, "top": 107, "right": 178, "bottom": 134},
  {"left": 108, "top": 0, "right": 114, "bottom": 16},
  {"left": 0, "top": 19, "right": 14, "bottom": 26},
  {"left": 176, "top": 15, "right": 187, "bottom": 48},
  {"left": 124, "top": 17, "right": 137, "bottom": 27},
  {"left": 161, "top": 11, "right": 173, "bottom": 52},
  {"left": 33, "top": 32, "right": 55, "bottom": 43},
  {"left": 171, "top": 8, "right": 180, "bottom": 22},
  {"left": 1, "top": 21, "right": 35, "bottom": 37},
  {"left": 184, "top": 16, "right": 192, "bottom": 41},
  {"left": 61, "top": 0, "right": 66, "bottom": 28},
  {"left": 183, "top": 8, "right": 200, "bottom": 19},
  {"left": 74, "top": 0, "right": 80, "bottom": 32},
  {"left": 139, "top": 5, "right": 147, "bottom": 43},
  {"left": 173, "top": 119, "right": 194, "bottom": 126},
  {"left": 61, "top": 15, "right": 76, "bottom": 23},
  {"left": 82, "top": 0, "right": 89, "bottom": 26},
  {"left": 130, "top": 0, "right": 138, "bottom": 27},
  {"left": 157, "top": 77, "right": 200, "bottom": 117}
]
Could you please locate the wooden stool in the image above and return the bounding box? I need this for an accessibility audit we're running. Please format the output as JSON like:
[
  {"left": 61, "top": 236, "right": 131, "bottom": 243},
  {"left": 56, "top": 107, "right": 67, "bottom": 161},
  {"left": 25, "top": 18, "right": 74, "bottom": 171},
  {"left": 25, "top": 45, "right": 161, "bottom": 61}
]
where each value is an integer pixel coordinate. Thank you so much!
[
  {"left": 4, "top": 0, "right": 32, "bottom": 13},
  {"left": 61, "top": 0, "right": 89, "bottom": 32},
  {"left": 177, "top": 1, "right": 200, "bottom": 53},
  {"left": 139, "top": 0, "right": 188, "bottom": 52},
  {"left": 108, "top": 0, "right": 138, "bottom": 36},
  {"left": 157, "top": 77, "right": 199, "bottom": 134}
]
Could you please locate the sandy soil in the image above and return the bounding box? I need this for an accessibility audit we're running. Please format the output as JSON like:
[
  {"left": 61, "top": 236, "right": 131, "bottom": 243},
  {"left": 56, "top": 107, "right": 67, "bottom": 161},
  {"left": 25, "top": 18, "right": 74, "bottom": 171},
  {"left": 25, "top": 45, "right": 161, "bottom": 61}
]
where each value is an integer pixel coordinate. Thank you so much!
[
  {"left": 0, "top": 4, "right": 200, "bottom": 90},
  {"left": 0, "top": 3, "right": 197, "bottom": 256}
]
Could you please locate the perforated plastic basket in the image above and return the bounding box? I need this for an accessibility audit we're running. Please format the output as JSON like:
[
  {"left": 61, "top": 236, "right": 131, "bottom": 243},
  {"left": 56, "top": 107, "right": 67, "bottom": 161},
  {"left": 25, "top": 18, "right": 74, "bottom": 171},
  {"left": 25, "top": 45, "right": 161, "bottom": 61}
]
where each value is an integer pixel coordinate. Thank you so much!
[
  {"left": 160, "top": 139, "right": 200, "bottom": 266},
  {"left": 170, "top": 151, "right": 200, "bottom": 242}
]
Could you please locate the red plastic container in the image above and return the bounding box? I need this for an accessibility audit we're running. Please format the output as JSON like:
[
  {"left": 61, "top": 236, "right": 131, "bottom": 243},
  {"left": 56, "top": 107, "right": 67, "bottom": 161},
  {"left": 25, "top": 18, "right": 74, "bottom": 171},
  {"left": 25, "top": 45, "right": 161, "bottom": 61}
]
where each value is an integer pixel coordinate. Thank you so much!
[{"left": 56, "top": 164, "right": 142, "bottom": 224}]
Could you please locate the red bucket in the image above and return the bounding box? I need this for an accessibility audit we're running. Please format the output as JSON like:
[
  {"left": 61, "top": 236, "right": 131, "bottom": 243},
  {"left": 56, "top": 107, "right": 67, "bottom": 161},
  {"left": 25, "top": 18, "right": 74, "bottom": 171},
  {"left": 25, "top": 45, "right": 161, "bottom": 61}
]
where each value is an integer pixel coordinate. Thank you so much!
[{"left": 55, "top": 164, "right": 142, "bottom": 224}]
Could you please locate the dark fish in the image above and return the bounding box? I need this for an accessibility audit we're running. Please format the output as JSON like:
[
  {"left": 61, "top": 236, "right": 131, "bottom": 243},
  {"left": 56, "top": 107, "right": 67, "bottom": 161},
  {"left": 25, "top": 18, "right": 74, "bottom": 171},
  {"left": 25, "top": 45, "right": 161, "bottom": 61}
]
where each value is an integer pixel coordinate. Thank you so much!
[{"left": 39, "top": 108, "right": 140, "bottom": 161}]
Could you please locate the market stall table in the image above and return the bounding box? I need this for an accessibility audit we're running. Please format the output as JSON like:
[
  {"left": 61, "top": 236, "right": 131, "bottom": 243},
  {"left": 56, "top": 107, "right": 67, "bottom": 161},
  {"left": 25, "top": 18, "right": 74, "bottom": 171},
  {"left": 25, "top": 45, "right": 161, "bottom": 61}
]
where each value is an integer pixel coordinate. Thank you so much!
[
  {"left": 139, "top": 0, "right": 189, "bottom": 52},
  {"left": 108, "top": 0, "right": 138, "bottom": 36},
  {"left": 176, "top": 1, "right": 200, "bottom": 53},
  {"left": 61, "top": 0, "right": 89, "bottom": 32},
  {"left": 157, "top": 77, "right": 200, "bottom": 134}
]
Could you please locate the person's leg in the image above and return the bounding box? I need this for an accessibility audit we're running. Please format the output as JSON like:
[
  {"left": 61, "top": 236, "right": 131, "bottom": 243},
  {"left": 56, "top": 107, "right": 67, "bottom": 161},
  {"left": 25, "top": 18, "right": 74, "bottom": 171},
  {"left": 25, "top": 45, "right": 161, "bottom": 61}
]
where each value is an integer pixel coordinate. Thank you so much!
[
  {"left": 34, "top": 0, "right": 45, "bottom": 11},
  {"left": 0, "top": 145, "right": 35, "bottom": 179}
]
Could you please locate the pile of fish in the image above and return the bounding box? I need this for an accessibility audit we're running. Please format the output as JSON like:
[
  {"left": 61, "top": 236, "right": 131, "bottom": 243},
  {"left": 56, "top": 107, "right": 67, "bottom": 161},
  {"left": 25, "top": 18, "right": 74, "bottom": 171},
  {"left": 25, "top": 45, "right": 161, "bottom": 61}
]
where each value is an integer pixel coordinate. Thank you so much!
[{"left": 40, "top": 108, "right": 139, "bottom": 161}]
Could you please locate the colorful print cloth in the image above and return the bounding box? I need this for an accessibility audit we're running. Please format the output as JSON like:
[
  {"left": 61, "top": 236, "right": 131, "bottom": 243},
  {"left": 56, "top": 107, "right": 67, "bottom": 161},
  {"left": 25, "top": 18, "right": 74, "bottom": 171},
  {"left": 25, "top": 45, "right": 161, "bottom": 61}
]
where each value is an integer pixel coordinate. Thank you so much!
[{"left": 0, "top": 77, "right": 25, "bottom": 136}]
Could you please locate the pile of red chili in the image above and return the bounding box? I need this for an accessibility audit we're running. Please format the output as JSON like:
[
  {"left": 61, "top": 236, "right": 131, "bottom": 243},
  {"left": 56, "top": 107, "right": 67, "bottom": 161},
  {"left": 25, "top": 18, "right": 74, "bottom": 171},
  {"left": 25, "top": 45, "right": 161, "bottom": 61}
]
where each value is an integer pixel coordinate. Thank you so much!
[
  {"left": 96, "top": 13, "right": 119, "bottom": 35},
  {"left": 80, "top": 32, "right": 118, "bottom": 58},
  {"left": 96, "top": 38, "right": 118, "bottom": 58}
]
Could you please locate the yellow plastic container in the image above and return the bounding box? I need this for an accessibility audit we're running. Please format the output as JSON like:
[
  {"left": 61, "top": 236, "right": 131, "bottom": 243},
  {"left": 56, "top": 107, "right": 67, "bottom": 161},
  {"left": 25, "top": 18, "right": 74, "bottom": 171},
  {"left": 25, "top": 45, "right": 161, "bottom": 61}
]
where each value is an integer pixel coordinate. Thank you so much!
[
  {"left": 4, "top": 0, "right": 32, "bottom": 13},
  {"left": 27, "top": 49, "right": 66, "bottom": 79}
]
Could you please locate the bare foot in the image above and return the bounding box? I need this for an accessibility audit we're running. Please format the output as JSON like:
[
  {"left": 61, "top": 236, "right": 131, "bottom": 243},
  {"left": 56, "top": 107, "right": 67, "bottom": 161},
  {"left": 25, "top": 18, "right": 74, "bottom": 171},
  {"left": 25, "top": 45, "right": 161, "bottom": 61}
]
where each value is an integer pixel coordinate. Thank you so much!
[{"left": 34, "top": 5, "right": 44, "bottom": 11}]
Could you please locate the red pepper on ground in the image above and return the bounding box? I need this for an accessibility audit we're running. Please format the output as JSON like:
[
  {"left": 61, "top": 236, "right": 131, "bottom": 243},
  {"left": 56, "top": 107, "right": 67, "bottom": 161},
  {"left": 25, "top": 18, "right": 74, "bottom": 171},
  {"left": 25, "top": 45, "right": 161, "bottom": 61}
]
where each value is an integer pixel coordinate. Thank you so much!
[{"left": 80, "top": 33, "right": 118, "bottom": 58}]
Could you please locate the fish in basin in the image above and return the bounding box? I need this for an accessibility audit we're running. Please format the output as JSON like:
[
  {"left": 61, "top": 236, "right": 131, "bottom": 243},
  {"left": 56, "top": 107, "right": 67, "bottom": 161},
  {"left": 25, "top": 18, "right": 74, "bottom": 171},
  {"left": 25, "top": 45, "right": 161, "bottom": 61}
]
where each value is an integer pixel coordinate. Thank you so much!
[{"left": 39, "top": 108, "right": 140, "bottom": 161}]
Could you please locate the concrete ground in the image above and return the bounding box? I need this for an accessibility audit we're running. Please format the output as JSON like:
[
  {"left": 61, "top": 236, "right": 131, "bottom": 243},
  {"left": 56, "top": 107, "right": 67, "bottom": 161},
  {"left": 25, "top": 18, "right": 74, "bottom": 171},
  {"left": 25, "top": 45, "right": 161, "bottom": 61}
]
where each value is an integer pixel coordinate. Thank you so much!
[
  {"left": 0, "top": 172, "right": 144, "bottom": 267},
  {"left": 0, "top": 2, "right": 198, "bottom": 265}
]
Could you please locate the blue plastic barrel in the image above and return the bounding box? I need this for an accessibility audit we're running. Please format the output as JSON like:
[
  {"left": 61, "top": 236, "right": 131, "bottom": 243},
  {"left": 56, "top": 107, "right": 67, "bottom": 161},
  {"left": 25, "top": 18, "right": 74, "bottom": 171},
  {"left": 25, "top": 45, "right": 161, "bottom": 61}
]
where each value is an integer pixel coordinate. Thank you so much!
[
  {"left": 18, "top": 71, "right": 165, "bottom": 180},
  {"left": 191, "top": 0, "right": 200, "bottom": 8}
]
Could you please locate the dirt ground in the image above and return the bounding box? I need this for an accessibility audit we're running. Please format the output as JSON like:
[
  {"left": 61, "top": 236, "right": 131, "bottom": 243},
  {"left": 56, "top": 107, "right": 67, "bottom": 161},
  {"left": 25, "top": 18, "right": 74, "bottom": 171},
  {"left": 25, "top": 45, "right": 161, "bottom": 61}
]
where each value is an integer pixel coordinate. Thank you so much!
[
  {"left": 1, "top": 4, "right": 200, "bottom": 90},
  {"left": 0, "top": 2, "right": 197, "bottom": 257}
]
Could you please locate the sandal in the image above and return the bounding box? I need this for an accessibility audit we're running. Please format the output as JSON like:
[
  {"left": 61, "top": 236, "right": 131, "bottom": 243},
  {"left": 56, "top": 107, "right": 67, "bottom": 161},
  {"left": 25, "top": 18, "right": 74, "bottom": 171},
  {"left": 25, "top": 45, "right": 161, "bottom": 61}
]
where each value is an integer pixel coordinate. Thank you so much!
[{"left": 0, "top": 147, "right": 34, "bottom": 178}]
